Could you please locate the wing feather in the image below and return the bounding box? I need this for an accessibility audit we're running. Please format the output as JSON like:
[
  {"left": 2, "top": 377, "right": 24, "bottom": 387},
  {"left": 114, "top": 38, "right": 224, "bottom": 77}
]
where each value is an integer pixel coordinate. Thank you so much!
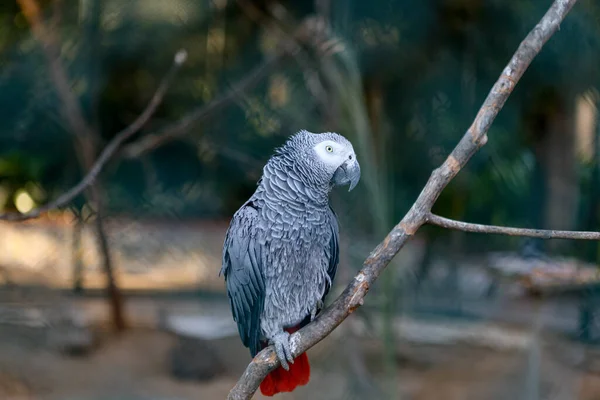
[
  {"left": 324, "top": 205, "right": 340, "bottom": 298},
  {"left": 221, "top": 201, "right": 265, "bottom": 356}
]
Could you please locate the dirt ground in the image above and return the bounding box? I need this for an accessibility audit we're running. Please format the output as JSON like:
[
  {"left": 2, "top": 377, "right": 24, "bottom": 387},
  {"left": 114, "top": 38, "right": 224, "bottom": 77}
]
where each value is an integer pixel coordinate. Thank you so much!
[
  {"left": 0, "top": 321, "right": 598, "bottom": 400},
  {"left": 1, "top": 219, "right": 599, "bottom": 399}
]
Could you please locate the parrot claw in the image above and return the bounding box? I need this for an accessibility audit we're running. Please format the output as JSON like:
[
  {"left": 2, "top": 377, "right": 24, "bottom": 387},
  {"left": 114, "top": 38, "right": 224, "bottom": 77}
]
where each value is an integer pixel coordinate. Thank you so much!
[
  {"left": 311, "top": 300, "right": 324, "bottom": 321},
  {"left": 272, "top": 332, "right": 294, "bottom": 371}
]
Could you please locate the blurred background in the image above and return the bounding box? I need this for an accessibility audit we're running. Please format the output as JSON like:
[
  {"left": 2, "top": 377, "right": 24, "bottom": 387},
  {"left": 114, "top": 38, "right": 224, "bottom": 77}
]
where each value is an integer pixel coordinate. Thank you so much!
[{"left": 0, "top": 0, "right": 600, "bottom": 399}]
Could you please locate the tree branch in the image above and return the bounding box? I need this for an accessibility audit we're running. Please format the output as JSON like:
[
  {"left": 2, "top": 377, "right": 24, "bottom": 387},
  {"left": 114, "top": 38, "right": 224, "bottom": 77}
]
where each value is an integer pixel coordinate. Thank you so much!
[
  {"left": 427, "top": 213, "right": 600, "bottom": 240},
  {"left": 227, "top": 1, "right": 579, "bottom": 398},
  {"left": 0, "top": 49, "right": 187, "bottom": 222}
]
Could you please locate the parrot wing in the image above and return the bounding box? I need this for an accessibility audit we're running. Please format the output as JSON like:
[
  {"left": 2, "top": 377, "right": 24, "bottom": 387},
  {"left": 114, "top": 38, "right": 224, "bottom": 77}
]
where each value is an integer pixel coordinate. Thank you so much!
[
  {"left": 221, "top": 200, "right": 265, "bottom": 356},
  {"left": 324, "top": 205, "right": 340, "bottom": 298}
]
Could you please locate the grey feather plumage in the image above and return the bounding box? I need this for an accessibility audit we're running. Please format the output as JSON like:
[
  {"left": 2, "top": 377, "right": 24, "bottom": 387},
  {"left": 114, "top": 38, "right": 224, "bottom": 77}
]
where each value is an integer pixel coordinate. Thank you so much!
[{"left": 221, "top": 130, "right": 359, "bottom": 364}]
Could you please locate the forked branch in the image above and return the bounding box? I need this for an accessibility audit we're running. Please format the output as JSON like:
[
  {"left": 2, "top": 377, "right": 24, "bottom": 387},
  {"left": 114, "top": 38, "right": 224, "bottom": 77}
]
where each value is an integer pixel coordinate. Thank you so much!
[{"left": 226, "top": 1, "right": 580, "bottom": 398}]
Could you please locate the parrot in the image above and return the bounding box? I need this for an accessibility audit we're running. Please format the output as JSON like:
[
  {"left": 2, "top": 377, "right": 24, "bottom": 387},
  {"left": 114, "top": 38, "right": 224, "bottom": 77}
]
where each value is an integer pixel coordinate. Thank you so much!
[{"left": 220, "top": 130, "right": 361, "bottom": 396}]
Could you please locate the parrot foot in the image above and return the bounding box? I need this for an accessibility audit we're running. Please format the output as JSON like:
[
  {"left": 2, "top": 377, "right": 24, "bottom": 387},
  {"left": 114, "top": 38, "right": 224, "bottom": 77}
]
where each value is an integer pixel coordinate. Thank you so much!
[{"left": 271, "top": 332, "right": 294, "bottom": 371}]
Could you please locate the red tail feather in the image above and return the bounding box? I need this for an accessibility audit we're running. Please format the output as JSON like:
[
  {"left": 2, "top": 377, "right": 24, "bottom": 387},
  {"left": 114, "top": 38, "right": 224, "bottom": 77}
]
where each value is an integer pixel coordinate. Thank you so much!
[
  {"left": 259, "top": 327, "right": 310, "bottom": 396},
  {"left": 260, "top": 352, "right": 310, "bottom": 396}
]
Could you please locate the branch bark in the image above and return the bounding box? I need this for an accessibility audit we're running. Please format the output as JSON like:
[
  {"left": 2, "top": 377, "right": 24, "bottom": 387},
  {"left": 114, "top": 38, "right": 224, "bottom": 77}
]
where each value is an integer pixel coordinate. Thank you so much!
[
  {"left": 427, "top": 213, "right": 600, "bottom": 240},
  {"left": 227, "top": 1, "right": 579, "bottom": 398}
]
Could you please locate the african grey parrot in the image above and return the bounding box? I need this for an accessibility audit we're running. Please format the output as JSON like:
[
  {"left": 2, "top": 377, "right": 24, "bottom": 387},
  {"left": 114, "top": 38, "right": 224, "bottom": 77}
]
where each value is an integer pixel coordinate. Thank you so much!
[{"left": 220, "top": 130, "right": 360, "bottom": 396}]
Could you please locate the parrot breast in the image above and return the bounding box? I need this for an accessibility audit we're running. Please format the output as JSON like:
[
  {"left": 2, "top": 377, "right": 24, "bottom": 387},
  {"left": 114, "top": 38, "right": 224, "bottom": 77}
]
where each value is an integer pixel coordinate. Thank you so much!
[
  {"left": 253, "top": 160, "right": 335, "bottom": 335},
  {"left": 259, "top": 202, "right": 332, "bottom": 329}
]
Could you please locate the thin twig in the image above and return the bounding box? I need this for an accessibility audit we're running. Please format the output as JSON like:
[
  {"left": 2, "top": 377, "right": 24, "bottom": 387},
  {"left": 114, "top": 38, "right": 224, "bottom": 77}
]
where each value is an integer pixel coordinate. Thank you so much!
[
  {"left": 120, "top": 12, "right": 325, "bottom": 159},
  {"left": 120, "top": 53, "right": 284, "bottom": 158},
  {"left": 227, "top": 1, "right": 579, "bottom": 398},
  {"left": 427, "top": 213, "right": 600, "bottom": 240},
  {"left": 0, "top": 50, "right": 187, "bottom": 221}
]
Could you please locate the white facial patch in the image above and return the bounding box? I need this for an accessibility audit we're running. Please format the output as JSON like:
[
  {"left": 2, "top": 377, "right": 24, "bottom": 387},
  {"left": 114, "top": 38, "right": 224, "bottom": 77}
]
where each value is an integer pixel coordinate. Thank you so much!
[{"left": 313, "top": 140, "right": 347, "bottom": 168}]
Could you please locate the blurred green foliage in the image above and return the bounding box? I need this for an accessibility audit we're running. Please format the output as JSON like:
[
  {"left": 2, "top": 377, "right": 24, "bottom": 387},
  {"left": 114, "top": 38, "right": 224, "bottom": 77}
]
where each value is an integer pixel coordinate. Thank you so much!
[{"left": 0, "top": 0, "right": 599, "bottom": 257}]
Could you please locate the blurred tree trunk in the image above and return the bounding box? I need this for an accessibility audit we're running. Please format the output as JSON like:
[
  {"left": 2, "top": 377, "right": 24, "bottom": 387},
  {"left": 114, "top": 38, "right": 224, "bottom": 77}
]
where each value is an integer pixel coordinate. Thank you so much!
[
  {"left": 76, "top": 163, "right": 126, "bottom": 331},
  {"left": 527, "top": 90, "right": 594, "bottom": 341},
  {"left": 75, "top": 0, "right": 126, "bottom": 331},
  {"left": 579, "top": 97, "right": 599, "bottom": 342},
  {"left": 584, "top": 101, "right": 600, "bottom": 261},
  {"left": 531, "top": 90, "right": 579, "bottom": 251},
  {"left": 71, "top": 215, "right": 84, "bottom": 293},
  {"left": 94, "top": 199, "right": 126, "bottom": 331}
]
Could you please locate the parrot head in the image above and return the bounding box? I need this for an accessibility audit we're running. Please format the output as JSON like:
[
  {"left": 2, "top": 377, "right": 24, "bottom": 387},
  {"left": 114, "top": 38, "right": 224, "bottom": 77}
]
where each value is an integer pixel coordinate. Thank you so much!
[
  {"left": 313, "top": 135, "right": 361, "bottom": 192},
  {"left": 275, "top": 130, "right": 361, "bottom": 192}
]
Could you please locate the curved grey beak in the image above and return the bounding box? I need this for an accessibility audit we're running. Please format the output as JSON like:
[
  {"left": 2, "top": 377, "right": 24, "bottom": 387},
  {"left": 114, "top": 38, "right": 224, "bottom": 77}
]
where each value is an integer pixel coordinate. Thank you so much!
[{"left": 333, "top": 158, "right": 361, "bottom": 191}]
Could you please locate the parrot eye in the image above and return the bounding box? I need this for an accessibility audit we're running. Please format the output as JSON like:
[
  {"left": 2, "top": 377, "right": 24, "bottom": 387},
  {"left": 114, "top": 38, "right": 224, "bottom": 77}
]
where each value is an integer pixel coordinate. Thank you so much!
[{"left": 325, "top": 145, "right": 333, "bottom": 153}]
